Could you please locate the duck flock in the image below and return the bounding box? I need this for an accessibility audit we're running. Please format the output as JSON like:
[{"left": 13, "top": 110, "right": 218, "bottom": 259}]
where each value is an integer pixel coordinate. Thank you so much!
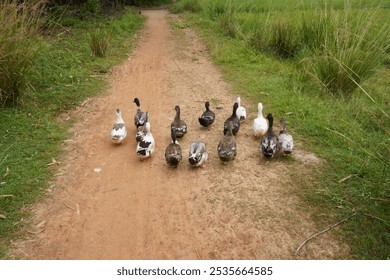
[{"left": 110, "top": 96, "right": 294, "bottom": 167}]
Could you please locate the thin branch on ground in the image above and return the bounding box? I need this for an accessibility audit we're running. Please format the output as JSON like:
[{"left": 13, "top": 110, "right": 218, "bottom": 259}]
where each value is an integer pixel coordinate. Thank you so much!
[{"left": 295, "top": 212, "right": 357, "bottom": 255}]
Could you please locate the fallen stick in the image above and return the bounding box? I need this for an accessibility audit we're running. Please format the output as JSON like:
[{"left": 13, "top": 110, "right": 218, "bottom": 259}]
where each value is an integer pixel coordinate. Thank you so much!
[
  {"left": 364, "top": 213, "right": 389, "bottom": 224},
  {"left": 295, "top": 212, "right": 357, "bottom": 255},
  {"left": 62, "top": 202, "right": 76, "bottom": 211},
  {"left": 370, "top": 197, "right": 390, "bottom": 203},
  {"left": 0, "top": 194, "right": 14, "bottom": 198}
]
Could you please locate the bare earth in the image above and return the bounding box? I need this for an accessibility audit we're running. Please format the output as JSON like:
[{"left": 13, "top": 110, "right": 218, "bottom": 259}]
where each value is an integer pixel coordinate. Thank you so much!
[{"left": 12, "top": 10, "right": 349, "bottom": 260}]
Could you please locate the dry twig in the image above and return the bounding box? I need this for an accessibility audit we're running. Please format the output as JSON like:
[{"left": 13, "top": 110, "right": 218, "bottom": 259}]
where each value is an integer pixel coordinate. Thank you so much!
[
  {"left": 364, "top": 213, "right": 389, "bottom": 224},
  {"left": 0, "top": 194, "right": 14, "bottom": 198},
  {"left": 295, "top": 212, "right": 357, "bottom": 255}
]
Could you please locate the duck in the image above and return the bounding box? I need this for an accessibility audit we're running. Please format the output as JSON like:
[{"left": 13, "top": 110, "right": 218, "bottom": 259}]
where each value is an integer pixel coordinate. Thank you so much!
[
  {"left": 171, "top": 105, "right": 187, "bottom": 138},
  {"left": 188, "top": 141, "right": 208, "bottom": 167},
  {"left": 165, "top": 128, "right": 182, "bottom": 167},
  {"left": 252, "top": 102, "right": 268, "bottom": 137},
  {"left": 217, "top": 121, "right": 237, "bottom": 162},
  {"left": 136, "top": 122, "right": 155, "bottom": 159},
  {"left": 198, "top": 101, "right": 215, "bottom": 127},
  {"left": 223, "top": 102, "right": 240, "bottom": 135},
  {"left": 278, "top": 118, "right": 294, "bottom": 154},
  {"left": 110, "top": 108, "right": 127, "bottom": 144},
  {"left": 135, "top": 112, "right": 149, "bottom": 142},
  {"left": 235, "top": 96, "right": 247, "bottom": 121},
  {"left": 261, "top": 113, "right": 278, "bottom": 158},
  {"left": 133, "top": 97, "right": 148, "bottom": 128}
]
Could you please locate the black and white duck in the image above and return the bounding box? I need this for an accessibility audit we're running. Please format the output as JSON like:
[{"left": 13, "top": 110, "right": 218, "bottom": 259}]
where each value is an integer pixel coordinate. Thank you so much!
[
  {"left": 223, "top": 102, "right": 240, "bottom": 135},
  {"left": 165, "top": 128, "right": 182, "bottom": 167},
  {"left": 253, "top": 102, "right": 268, "bottom": 138},
  {"left": 171, "top": 105, "right": 187, "bottom": 138},
  {"left": 198, "top": 101, "right": 215, "bottom": 127},
  {"left": 135, "top": 112, "right": 149, "bottom": 142},
  {"left": 261, "top": 113, "right": 278, "bottom": 158},
  {"left": 278, "top": 118, "right": 294, "bottom": 155},
  {"left": 217, "top": 121, "right": 237, "bottom": 163},
  {"left": 136, "top": 121, "right": 155, "bottom": 159},
  {"left": 188, "top": 141, "right": 208, "bottom": 167},
  {"left": 235, "top": 96, "right": 247, "bottom": 121},
  {"left": 110, "top": 108, "right": 127, "bottom": 144},
  {"left": 133, "top": 97, "right": 148, "bottom": 128}
]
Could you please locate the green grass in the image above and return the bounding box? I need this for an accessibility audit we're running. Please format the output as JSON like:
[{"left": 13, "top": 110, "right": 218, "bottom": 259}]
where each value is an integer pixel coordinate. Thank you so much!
[
  {"left": 0, "top": 0, "right": 46, "bottom": 107},
  {"left": 173, "top": 0, "right": 390, "bottom": 259},
  {"left": 0, "top": 7, "right": 145, "bottom": 259}
]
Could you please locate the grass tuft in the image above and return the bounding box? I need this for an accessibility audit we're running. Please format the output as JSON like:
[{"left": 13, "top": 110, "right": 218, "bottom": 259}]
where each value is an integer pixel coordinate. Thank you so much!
[{"left": 88, "top": 28, "right": 111, "bottom": 57}]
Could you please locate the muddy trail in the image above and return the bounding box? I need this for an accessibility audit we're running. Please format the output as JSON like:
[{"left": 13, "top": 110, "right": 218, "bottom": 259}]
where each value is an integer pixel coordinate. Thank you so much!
[{"left": 12, "top": 10, "right": 349, "bottom": 260}]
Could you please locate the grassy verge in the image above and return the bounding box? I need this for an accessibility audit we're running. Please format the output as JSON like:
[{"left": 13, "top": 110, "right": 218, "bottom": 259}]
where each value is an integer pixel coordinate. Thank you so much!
[
  {"left": 172, "top": 0, "right": 389, "bottom": 259},
  {"left": 0, "top": 7, "right": 144, "bottom": 259}
]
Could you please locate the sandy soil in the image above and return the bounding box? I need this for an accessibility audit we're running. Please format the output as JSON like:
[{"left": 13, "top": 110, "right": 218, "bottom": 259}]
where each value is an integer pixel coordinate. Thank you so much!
[{"left": 11, "top": 10, "right": 349, "bottom": 260}]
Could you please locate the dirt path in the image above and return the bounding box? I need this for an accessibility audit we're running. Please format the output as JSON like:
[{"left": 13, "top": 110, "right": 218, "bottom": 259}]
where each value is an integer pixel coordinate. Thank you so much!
[{"left": 12, "top": 10, "right": 349, "bottom": 260}]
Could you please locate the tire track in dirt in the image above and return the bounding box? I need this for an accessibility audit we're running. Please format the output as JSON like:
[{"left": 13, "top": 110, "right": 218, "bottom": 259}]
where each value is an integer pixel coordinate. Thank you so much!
[{"left": 12, "top": 10, "right": 349, "bottom": 260}]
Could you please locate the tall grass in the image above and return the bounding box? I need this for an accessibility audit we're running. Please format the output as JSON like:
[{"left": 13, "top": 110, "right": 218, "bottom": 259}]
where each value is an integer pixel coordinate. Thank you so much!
[
  {"left": 299, "top": 7, "right": 389, "bottom": 95},
  {"left": 177, "top": 0, "right": 390, "bottom": 96},
  {"left": 0, "top": 0, "right": 46, "bottom": 107}
]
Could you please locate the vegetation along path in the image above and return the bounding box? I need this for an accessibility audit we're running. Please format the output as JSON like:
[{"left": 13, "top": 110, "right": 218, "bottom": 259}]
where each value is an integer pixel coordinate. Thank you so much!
[{"left": 12, "top": 9, "right": 349, "bottom": 259}]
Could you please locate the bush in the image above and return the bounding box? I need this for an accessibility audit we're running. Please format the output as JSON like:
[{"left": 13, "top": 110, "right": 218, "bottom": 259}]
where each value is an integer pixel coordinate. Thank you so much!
[{"left": 0, "top": 0, "right": 46, "bottom": 107}]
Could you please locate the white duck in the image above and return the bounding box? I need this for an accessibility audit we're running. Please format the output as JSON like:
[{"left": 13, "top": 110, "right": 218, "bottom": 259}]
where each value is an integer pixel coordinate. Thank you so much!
[
  {"left": 253, "top": 102, "right": 268, "bottom": 137},
  {"left": 235, "top": 96, "right": 247, "bottom": 121},
  {"left": 110, "top": 108, "right": 127, "bottom": 144},
  {"left": 278, "top": 118, "right": 294, "bottom": 154},
  {"left": 188, "top": 141, "right": 208, "bottom": 167},
  {"left": 136, "top": 122, "right": 155, "bottom": 159}
]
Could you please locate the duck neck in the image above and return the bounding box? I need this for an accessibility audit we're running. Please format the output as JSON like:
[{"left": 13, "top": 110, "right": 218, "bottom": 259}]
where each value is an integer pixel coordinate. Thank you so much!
[
  {"left": 171, "top": 129, "right": 177, "bottom": 144},
  {"left": 267, "top": 116, "right": 273, "bottom": 134},
  {"left": 175, "top": 107, "right": 181, "bottom": 121},
  {"left": 232, "top": 103, "right": 238, "bottom": 117},
  {"left": 257, "top": 105, "right": 263, "bottom": 118},
  {"left": 281, "top": 118, "right": 286, "bottom": 133}
]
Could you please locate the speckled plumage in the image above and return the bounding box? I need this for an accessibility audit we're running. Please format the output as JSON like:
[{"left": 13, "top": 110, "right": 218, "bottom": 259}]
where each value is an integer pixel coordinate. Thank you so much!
[{"left": 110, "top": 109, "right": 127, "bottom": 144}]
